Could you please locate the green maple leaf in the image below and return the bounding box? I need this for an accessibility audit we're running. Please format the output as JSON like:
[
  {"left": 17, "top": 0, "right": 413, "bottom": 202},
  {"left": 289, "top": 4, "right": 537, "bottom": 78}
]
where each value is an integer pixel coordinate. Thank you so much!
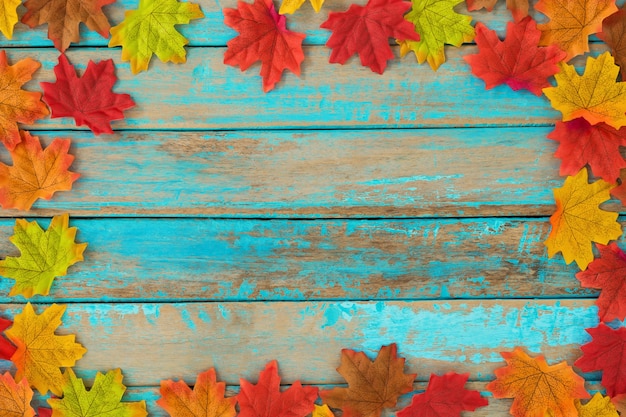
[
  {"left": 399, "top": 0, "right": 475, "bottom": 70},
  {"left": 0, "top": 213, "right": 87, "bottom": 298},
  {"left": 48, "top": 368, "right": 147, "bottom": 417},
  {"left": 109, "top": 0, "right": 204, "bottom": 74}
]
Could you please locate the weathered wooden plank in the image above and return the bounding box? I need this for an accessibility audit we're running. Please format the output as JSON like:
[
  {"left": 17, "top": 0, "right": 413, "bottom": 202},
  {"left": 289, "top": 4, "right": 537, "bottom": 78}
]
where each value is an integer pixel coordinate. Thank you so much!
[
  {"left": 8, "top": 45, "right": 561, "bottom": 130},
  {"left": 0, "top": 300, "right": 598, "bottom": 386},
  {"left": 28, "top": 382, "right": 606, "bottom": 417},
  {"left": 1, "top": 127, "right": 593, "bottom": 218},
  {"left": 1, "top": 0, "right": 555, "bottom": 48},
  {"left": 0, "top": 218, "right": 597, "bottom": 302}
]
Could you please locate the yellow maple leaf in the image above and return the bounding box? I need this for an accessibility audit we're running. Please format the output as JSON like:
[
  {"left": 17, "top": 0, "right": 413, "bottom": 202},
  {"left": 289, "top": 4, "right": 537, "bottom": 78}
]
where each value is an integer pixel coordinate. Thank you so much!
[
  {"left": 312, "top": 404, "right": 335, "bottom": 417},
  {"left": 545, "top": 168, "right": 622, "bottom": 270},
  {"left": 279, "top": 0, "right": 323, "bottom": 14},
  {"left": 576, "top": 393, "right": 619, "bottom": 417},
  {"left": 0, "top": 0, "right": 20, "bottom": 39},
  {"left": 543, "top": 52, "right": 626, "bottom": 129},
  {"left": 5, "top": 303, "right": 86, "bottom": 396}
]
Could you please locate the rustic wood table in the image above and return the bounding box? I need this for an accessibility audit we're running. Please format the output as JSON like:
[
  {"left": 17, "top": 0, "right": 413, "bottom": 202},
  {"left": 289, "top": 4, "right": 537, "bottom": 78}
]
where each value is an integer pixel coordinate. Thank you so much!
[{"left": 0, "top": 0, "right": 609, "bottom": 414}]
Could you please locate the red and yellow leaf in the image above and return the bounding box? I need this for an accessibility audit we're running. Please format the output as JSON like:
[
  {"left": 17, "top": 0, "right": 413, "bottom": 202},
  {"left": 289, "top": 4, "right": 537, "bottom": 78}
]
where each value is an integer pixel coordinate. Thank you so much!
[
  {"left": 0, "top": 372, "right": 35, "bottom": 417},
  {"left": 0, "top": 52, "right": 49, "bottom": 150},
  {"left": 320, "top": 0, "right": 418, "bottom": 74},
  {"left": 0, "top": 131, "right": 79, "bottom": 211},
  {"left": 224, "top": 0, "right": 305, "bottom": 92},
  {"left": 21, "top": 0, "right": 114, "bottom": 51},
  {"left": 464, "top": 17, "right": 566, "bottom": 96},
  {"left": 544, "top": 168, "right": 621, "bottom": 270},
  {"left": 237, "top": 360, "right": 318, "bottom": 417},
  {"left": 5, "top": 303, "right": 87, "bottom": 396},
  {"left": 487, "top": 347, "right": 589, "bottom": 417},
  {"left": 536, "top": 0, "right": 617, "bottom": 60},
  {"left": 157, "top": 368, "right": 237, "bottom": 417},
  {"left": 320, "top": 344, "right": 416, "bottom": 417}
]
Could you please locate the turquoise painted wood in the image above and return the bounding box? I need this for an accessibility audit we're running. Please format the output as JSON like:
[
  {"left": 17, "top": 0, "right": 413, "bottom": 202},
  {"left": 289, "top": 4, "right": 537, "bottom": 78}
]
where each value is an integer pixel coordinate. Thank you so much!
[
  {"left": 0, "top": 0, "right": 621, "bottom": 415},
  {"left": 0, "top": 218, "right": 598, "bottom": 302}
]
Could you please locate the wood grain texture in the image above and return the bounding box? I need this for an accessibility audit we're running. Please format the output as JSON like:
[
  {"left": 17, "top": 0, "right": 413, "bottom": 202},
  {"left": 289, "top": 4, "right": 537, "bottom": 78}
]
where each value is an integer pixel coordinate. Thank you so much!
[
  {"left": 1, "top": 0, "right": 552, "bottom": 48},
  {"left": 8, "top": 45, "right": 563, "bottom": 131},
  {"left": 0, "top": 218, "right": 599, "bottom": 302},
  {"left": 5, "top": 127, "right": 610, "bottom": 218},
  {"left": 0, "top": 300, "right": 598, "bottom": 386}
]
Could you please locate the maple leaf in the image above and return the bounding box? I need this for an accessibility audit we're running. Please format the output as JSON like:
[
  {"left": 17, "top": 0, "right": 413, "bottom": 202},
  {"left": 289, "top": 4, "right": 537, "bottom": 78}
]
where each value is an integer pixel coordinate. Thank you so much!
[
  {"left": 237, "top": 360, "right": 318, "bottom": 417},
  {"left": 41, "top": 54, "right": 135, "bottom": 135},
  {"left": 320, "top": 344, "right": 416, "bottom": 417},
  {"left": 0, "top": 317, "right": 16, "bottom": 361},
  {"left": 576, "top": 243, "right": 626, "bottom": 322},
  {"left": 157, "top": 368, "right": 237, "bottom": 417},
  {"left": 0, "top": 214, "right": 87, "bottom": 298},
  {"left": 5, "top": 303, "right": 86, "bottom": 396},
  {"left": 399, "top": 0, "right": 473, "bottom": 71},
  {"left": 313, "top": 405, "right": 335, "bottom": 417},
  {"left": 37, "top": 409, "right": 52, "bottom": 417},
  {"left": 548, "top": 118, "right": 626, "bottom": 182},
  {"left": 224, "top": 0, "right": 306, "bottom": 92},
  {"left": 543, "top": 52, "right": 626, "bottom": 129},
  {"left": 465, "top": 0, "right": 528, "bottom": 22},
  {"left": 0, "top": 0, "right": 20, "bottom": 39},
  {"left": 544, "top": 168, "right": 621, "bottom": 270},
  {"left": 21, "top": 0, "right": 114, "bottom": 52},
  {"left": 320, "top": 0, "right": 419, "bottom": 74},
  {"left": 397, "top": 373, "right": 488, "bottom": 417},
  {"left": 279, "top": 0, "right": 323, "bottom": 14},
  {"left": 599, "top": 7, "right": 626, "bottom": 79},
  {"left": 464, "top": 18, "right": 566, "bottom": 96},
  {"left": 611, "top": 394, "right": 626, "bottom": 415},
  {"left": 0, "top": 131, "right": 79, "bottom": 211},
  {"left": 576, "top": 323, "right": 626, "bottom": 397},
  {"left": 109, "top": 0, "right": 204, "bottom": 74},
  {"left": 487, "top": 347, "right": 589, "bottom": 417},
  {"left": 0, "top": 372, "right": 36, "bottom": 417},
  {"left": 576, "top": 393, "right": 619, "bottom": 417},
  {"left": 612, "top": 169, "right": 626, "bottom": 205},
  {"left": 48, "top": 368, "right": 147, "bottom": 417},
  {"left": 536, "top": 0, "right": 617, "bottom": 61},
  {"left": 0, "top": 52, "right": 49, "bottom": 150}
]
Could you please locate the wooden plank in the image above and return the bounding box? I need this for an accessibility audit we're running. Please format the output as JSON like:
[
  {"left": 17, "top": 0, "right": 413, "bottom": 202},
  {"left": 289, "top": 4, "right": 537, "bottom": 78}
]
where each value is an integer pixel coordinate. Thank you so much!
[
  {"left": 9, "top": 45, "right": 561, "bottom": 131},
  {"left": 1, "top": 0, "right": 553, "bottom": 48},
  {"left": 0, "top": 218, "right": 594, "bottom": 302},
  {"left": 29, "top": 382, "right": 606, "bottom": 417},
  {"left": 3, "top": 127, "right": 597, "bottom": 218},
  {"left": 0, "top": 300, "right": 598, "bottom": 386}
]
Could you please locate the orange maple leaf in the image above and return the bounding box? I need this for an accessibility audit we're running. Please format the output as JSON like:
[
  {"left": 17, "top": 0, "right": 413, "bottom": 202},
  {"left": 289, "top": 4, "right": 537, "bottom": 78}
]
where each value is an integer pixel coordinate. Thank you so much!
[
  {"left": 465, "top": 0, "right": 528, "bottom": 21},
  {"left": 544, "top": 168, "right": 622, "bottom": 270},
  {"left": 21, "top": 0, "right": 114, "bottom": 52},
  {"left": 320, "top": 344, "right": 416, "bottom": 417},
  {"left": 5, "top": 303, "right": 86, "bottom": 396},
  {"left": 0, "top": 372, "right": 36, "bottom": 417},
  {"left": 536, "top": 0, "right": 617, "bottom": 60},
  {"left": 157, "top": 368, "right": 237, "bottom": 417},
  {"left": 0, "top": 52, "right": 49, "bottom": 150},
  {"left": 543, "top": 52, "right": 626, "bottom": 131},
  {"left": 0, "top": 131, "right": 79, "bottom": 211},
  {"left": 487, "top": 347, "right": 589, "bottom": 417}
]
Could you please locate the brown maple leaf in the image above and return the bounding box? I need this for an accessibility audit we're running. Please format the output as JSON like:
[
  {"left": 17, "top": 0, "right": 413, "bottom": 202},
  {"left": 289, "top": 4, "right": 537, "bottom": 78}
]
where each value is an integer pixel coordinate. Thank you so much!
[
  {"left": 599, "top": 7, "right": 626, "bottom": 79},
  {"left": 320, "top": 344, "right": 416, "bottom": 417},
  {"left": 0, "top": 51, "right": 49, "bottom": 150},
  {"left": 21, "top": 0, "right": 114, "bottom": 52}
]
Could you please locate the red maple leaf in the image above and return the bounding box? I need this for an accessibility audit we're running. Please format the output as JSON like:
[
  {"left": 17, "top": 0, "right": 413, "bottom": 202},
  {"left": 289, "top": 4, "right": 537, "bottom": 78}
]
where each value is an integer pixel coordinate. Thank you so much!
[
  {"left": 0, "top": 317, "right": 16, "bottom": 361},
  {"left": 224, "top": 0, "right": 305, "bottom": 92},
  {"left": 41, "top": 54, "right": 135, "bottom": 135},
  {"left": 464, "top": 17, "right": 566, "bottom": 96},
  {"left": 237, "top": 360, "right": 318, "bottom": 417},
  {"left": 575, "top": 323, "right": 626, "bottom": 397},
  {"left": 548, "top": 118, "right": 626, "bottom": 182},
  {"left": 576, "top": 243, "right": 626, "bottom": 321},
  {"left": 397, "top": 373, "right": 488, "bottom": 417},
  {"left": 320, "top": 0, "right": 419, "bottom": 74}
]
